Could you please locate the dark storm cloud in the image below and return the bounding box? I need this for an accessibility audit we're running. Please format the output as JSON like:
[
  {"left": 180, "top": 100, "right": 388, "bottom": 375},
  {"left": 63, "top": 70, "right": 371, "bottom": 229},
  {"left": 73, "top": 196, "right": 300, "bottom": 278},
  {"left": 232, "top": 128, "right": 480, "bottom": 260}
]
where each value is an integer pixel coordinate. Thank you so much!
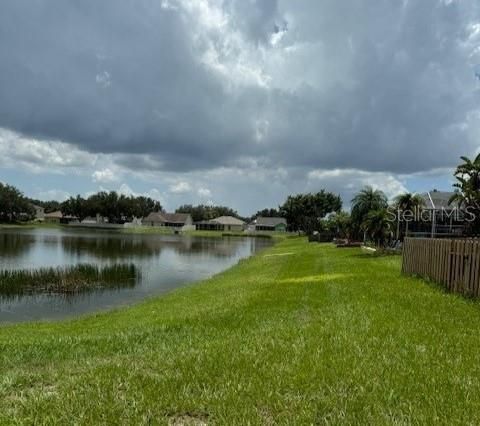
[
  {"left": 264, "top": 0, "right": 480, "bottom": 173},
  {"left": 0, "top": 0, "right": 257, "bottom": 170},
  {"left": 0, "top": 0, "right": 479, "bottom": 174}
]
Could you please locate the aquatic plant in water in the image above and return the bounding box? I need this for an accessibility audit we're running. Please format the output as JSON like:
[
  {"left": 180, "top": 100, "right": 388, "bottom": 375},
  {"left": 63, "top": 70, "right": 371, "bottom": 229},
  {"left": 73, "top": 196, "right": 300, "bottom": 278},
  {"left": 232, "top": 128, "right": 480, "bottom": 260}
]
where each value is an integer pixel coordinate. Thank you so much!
[{"left": 0, "top": 264, "right": 139, "bottom": 296}]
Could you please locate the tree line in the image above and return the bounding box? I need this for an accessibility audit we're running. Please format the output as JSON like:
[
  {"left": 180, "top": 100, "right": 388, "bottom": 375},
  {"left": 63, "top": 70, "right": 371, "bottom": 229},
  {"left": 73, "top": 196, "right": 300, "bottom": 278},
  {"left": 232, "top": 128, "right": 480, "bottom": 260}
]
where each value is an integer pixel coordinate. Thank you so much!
[
  {"left": 61, "top": 192, "right": 162, "bottom": 223},
  {"left": 0, "top": 183, "right": 163, "bottom": 224}
]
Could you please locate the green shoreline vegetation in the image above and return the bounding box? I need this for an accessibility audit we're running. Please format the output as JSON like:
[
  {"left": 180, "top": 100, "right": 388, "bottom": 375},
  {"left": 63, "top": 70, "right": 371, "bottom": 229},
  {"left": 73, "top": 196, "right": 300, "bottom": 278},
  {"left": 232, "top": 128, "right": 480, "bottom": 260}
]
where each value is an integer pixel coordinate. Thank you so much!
[
  {"left": 0, "top": 221, "right": 286, "bottom": 239},
  {"left": 2, "top": 238, "right": 480, "bottom": 423},
  {"left": 0, "top": 264, "right": 138, "bottom": 296}
]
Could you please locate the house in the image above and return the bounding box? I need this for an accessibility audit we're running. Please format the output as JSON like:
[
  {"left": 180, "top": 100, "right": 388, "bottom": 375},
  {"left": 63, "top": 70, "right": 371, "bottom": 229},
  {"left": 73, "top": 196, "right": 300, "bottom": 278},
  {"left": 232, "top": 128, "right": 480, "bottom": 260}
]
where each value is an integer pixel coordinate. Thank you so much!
[
  {"left": 32, "top": 205, "right": 45, "bottom": 222},
  {"left": 408, "top": 190, "right": 464, "bottom": 238},
  {"left": 142, "top": 212, "right": 194, "bottom": 229},
  {"left": 44, "top": 210, "right": 63, "bottom": 223},
  {"left": 253, "top": 216, "right": 287, "bottom": 232},
  {"left": 196, "top": 216, "right": 245, "bottom": 232},
  {"left": 143, "top": 212, "right": 163, "bottom": 226},
  {"left": 44, "top": 211, "right": 78, "bottom": 224}
]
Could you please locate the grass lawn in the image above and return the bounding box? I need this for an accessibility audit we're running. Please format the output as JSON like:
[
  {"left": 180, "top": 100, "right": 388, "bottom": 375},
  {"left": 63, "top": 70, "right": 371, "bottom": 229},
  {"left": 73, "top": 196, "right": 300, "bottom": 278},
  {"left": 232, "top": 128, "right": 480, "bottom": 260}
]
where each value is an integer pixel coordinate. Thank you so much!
[{"left": 2, "top": 238, "right": 480, "bottom": 424}]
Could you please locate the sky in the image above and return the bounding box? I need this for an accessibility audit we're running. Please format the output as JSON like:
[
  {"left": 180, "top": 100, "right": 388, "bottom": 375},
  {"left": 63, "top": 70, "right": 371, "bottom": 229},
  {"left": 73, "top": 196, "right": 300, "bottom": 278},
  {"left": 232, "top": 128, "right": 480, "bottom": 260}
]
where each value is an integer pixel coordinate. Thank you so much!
[{"left": 0, "top": 0, "right": 480, "bottom": 215}]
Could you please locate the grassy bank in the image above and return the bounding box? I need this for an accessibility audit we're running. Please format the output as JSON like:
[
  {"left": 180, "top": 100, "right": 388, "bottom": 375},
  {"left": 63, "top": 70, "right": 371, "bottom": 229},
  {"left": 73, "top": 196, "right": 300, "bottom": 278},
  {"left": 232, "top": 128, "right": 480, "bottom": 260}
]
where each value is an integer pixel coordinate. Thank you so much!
[
  {"left": 0, "top": 264, "right": 138, "bottom": 296},
  {"left": 0, "top": 222, "right": 63, "bottom": 230},
  {"left": 2, "top": 239, "right": 480, "bottom": 423},
  {"left": 0, "top": 222, "right": 288, "bottom": 240}
]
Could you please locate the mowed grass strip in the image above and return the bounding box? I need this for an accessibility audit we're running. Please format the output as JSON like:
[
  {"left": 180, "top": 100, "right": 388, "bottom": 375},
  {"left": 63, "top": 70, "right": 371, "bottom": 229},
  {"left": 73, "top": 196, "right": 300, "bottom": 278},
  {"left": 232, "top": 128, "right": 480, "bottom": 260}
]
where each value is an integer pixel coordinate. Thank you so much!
[{"left": 1, "top": 238, "right": 480, "bottom": 424}]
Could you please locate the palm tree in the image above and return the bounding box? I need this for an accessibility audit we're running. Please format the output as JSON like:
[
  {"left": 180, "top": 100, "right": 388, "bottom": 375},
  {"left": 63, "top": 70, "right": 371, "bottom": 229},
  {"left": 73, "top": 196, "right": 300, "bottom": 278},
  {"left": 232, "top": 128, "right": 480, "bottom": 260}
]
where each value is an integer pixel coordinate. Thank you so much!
[
  {"left": 394, "top": 193, "right": 425, "bottom": 239},
  {"left": 361, "top": 209, "right": 393, "bottom": 248},
  {"left": 449, "top": 154, "right": 480, "bottom": 209},
  {"left": 351, "top": 186, "right": 388, "bottom": 241},
  {"left": 449, "top": 154, "right": 480, "bottom": 235}
]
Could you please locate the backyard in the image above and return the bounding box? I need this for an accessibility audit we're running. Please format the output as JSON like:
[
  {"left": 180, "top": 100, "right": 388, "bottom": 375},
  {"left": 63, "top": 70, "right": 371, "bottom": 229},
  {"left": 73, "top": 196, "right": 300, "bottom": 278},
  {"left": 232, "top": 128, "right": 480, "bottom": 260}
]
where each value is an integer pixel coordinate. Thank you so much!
[{"left": 2, "top": 238, "right": 480, "bottom": 424}]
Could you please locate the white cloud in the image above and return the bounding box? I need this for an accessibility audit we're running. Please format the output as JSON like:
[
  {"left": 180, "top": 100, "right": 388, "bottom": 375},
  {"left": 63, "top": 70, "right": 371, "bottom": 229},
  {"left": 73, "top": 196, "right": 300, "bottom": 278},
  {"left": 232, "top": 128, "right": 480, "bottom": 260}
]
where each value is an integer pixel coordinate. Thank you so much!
[
  {"left": 169, "top": 181, "right": 192, "bottom": 194},
  {"left": 92, "top": 168, "right": 118, "bottom": 183},
  {"left": 0, "top": 128, "right": 95, "bottom": 173},
  {"left": 198, "top": 187, "right": 212, "bottom": 198},
  {"left": 308, "top": 169, "right": 408, "bottom": 201},
  {"left": 116, "top": 183, "right": 164, "bottom": 204}
]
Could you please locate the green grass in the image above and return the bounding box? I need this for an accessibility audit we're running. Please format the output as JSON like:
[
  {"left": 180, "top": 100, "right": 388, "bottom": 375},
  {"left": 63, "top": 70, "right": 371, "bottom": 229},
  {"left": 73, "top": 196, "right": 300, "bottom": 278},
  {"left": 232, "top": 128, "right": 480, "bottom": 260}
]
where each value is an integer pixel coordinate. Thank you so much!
[
  {"left": 0, "top": 222, "right": 63, "bottom": 230},
  {"left": 0, "top": 264, "right": 138, "bottom": 296},
  {"left": 121, "top": 226, "right": 176, "bottom": 235},
  {"left": 2, "top": 239, "right": 480, "bottom": 423}
]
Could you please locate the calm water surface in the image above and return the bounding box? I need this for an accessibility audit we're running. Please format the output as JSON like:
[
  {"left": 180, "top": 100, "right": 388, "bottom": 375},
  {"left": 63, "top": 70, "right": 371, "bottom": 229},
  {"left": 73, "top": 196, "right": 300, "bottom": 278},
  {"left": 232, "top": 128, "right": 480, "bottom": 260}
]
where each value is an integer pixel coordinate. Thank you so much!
[{"left": 0, "top": 228, "right": 272, "bottom": 323}]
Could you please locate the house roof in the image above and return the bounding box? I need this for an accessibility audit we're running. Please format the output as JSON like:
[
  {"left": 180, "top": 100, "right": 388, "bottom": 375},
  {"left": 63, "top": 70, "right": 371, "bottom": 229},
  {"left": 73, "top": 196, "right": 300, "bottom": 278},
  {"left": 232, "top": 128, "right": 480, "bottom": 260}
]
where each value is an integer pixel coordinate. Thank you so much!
[
  {"left": 255, "top": 216, "right": 287, "bottom": 227},
  {"left": 420, "top": 190, "right": 458, "bottom": 210},
  {"left": 143, "top": 212, "right": 191, "bottom": 224},
  {"left": 161, "top": 213, "right": 191, "bottom": 223},
  {"left": 143, "top": 212, "right": 164, "bottom": 222},
  {"left": 211, "top": 216, "right": 245, "bottom": 226},
  {"left": 44, "top": 210, "right": 63, "bottom": 218}
]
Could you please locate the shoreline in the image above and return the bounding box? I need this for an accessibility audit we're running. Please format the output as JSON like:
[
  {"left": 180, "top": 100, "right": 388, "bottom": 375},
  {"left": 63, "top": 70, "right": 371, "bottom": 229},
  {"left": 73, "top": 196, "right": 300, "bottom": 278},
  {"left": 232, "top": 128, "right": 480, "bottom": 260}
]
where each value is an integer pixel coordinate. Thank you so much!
[{"left": 0, "top": 221, "right": 289, "bottom": 240}]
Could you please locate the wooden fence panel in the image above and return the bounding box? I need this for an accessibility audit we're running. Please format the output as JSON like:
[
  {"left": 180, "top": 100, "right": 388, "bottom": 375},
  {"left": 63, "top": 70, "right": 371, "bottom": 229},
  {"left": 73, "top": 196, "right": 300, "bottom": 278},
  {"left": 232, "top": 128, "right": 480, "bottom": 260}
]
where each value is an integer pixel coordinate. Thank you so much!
[{"left": 402, "top": 237, "right": 480, "bottom": 298}]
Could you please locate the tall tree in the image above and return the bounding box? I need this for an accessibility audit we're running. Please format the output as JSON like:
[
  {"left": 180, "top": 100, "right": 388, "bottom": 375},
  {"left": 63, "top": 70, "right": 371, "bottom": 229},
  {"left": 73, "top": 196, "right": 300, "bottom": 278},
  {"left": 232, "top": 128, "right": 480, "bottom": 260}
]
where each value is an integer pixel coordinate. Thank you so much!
[
  {"left": 362, "top": 209, "right": 393, "bottom": 247},
  {"left": 251, "top": 208, "right": 281, "bottom": 222},
  {"left": 394, "top": 193, "right": 425, "bottom": 239},
  {"left": 351, "top": 186, "right": 388, "bottom": 240},
  {"left": 279, "top": 191, "right": 342, "bottom": 233},
  {"left": 449, "top": 154, "right": 480, "bottom": 234},
  {"left": 0, "top": 183, "right": 35, "bottom": 222},
  {"left": 321, "top": 211, "right": 352, "bottom": 239}
]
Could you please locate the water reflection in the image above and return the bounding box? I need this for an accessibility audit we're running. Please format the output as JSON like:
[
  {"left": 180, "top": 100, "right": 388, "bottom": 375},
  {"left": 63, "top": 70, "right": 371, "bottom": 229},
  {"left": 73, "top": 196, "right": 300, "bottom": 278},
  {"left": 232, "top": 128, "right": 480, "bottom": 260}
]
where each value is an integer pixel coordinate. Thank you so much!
[
  {"left": 0, "top": 228, "right": 271, "bottom": 323},
  {"left": 0, "top": 232, "right": 35, "bottom": 259}
]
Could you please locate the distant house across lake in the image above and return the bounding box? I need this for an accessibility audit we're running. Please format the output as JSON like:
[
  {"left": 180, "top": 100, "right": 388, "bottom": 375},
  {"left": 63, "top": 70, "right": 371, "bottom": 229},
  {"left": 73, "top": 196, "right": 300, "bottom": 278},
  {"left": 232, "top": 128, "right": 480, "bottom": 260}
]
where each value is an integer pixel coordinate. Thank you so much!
[
  {"left": 196, "top": 216, "right": 245, "bottom": 232},
  {"left": 44, "top": 211, "right": 78, "bottom": 224},
  {"left": 32, "top": 205, "right": 45, "bottom": 222},
  {"left": 142, "top": 212, "right": 194, "bottom": 230},
  {"left": 44, "top": 211, "right": 63, "bottom": 223},
  {"left": 252, "top": 217, "right": 287, "bottom": 232}
]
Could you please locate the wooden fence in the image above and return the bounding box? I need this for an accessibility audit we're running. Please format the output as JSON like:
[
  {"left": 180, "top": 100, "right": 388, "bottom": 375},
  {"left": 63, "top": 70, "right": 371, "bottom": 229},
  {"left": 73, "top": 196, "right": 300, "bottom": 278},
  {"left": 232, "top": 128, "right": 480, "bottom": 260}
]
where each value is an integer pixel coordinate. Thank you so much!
[{"left": 402, "top": 237, "right": 480, "bottom": 297}]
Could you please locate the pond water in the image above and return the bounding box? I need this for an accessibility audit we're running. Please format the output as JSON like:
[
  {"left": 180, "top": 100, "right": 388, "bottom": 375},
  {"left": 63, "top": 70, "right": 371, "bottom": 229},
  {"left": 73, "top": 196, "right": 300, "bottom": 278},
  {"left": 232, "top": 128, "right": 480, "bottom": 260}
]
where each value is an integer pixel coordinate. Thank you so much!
[{"left": 0, "top": 228, "right": 272, "bottom": 323}]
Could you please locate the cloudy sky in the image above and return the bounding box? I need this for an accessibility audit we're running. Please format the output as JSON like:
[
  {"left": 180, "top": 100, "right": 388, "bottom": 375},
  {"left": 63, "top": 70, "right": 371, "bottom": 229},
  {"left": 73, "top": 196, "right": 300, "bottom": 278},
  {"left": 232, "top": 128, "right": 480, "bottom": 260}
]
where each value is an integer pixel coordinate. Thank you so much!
[{"left": 1, "top": 0, "right": 480, "bottom": 214}]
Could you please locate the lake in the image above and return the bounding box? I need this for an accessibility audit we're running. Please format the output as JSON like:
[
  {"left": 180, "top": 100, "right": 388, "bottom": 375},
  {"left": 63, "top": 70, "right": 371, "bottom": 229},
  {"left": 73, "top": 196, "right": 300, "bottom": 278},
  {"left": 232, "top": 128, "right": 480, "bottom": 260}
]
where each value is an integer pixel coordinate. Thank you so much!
[{"left": 0, "top": 228, "right": 272, "bottom": 323}]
